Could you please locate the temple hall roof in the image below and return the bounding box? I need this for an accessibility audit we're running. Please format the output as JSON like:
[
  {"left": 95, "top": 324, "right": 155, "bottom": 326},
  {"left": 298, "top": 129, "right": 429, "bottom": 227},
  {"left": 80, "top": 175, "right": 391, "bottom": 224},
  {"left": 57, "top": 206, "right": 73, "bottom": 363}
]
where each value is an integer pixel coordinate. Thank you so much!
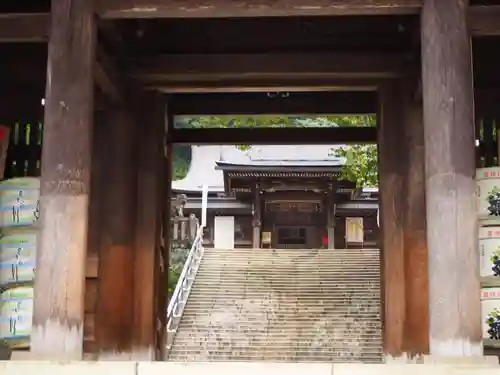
[{"left": 171, "top": 145, "right": 344, "bottom": 193}]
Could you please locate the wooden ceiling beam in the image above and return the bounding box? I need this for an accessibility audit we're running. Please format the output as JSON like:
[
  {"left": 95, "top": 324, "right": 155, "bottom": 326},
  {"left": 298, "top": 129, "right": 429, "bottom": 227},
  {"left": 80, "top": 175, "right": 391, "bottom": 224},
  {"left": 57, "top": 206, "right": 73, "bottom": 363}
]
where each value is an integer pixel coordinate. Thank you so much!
[
  {"left": 0, "top": 13, "right": 49, "bottom": 42},
  {"left": 0, "top": 6, "right": 499, "bottom": 43},
  {"left": 96, "top": 0, "right": 422, "bottom": 18},
  {"left": 153, "top": 78, "right": 381, "bottom": 93},
  {"left": 169, "top": 127, "right": 377, "bottom": 145},
  {"left": 169, "top": 91, "right": 377, "bottom": 115},
  {"left": 127, "top": 52, "right": 407, "bottom": 82},
  {"left": 469, "top": 6, "right": 500, "bottom": 37},
  {"left": 95, "top": 45, "right": 125, "bottom": 103}
]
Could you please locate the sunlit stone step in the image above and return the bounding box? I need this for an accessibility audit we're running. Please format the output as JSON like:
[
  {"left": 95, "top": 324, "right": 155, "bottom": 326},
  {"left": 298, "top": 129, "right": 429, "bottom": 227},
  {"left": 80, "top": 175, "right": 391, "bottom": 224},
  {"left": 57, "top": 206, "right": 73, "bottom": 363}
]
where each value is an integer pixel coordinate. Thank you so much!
[{"left": 168, "top": 247, "right": 382, "bottom": 363}]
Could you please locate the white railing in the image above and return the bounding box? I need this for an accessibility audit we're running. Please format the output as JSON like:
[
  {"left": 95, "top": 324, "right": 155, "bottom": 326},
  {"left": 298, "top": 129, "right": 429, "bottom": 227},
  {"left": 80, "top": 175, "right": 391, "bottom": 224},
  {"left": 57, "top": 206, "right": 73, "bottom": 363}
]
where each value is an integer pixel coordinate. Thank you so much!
[{"left": 165, "top": 224, "right": 205, "bottom": 353}]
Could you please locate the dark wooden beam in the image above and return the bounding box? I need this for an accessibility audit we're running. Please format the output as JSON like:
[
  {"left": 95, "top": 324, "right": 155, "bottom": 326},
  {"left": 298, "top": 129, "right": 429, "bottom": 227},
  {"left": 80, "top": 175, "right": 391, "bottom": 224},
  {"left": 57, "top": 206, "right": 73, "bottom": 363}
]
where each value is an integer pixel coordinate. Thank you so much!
[
  {"left": 469, "top": 6, "right": 500, "bottom": 36},
  {"left": 378, "top": 80, "right": 406, "bottom": 360},
  {"left": 96, "top": 0, "right": 422, "bottom": 18},
  {"left": 1, "top": 6, "right": 500, "bottom": 43},
  {"left": 154, "top": 78, "right": 381, "bottom": 93},
  {"left": 0, "top": 14, "right": 125, "bottom": 103},
  {"left": 127, "top": 53, "right": 406, "bottom": 82},
  {"left": 169, "top": 127, "right": 377, "bottom": 145},
  {"left": 95, "top": 45, "right": 124, "bottom": 103},
  {"left": 402, "top": 96, "right": 429, "bottom": 358},
  {"left": 95, "top": 105, "right": 137, "bottom": 358},
  {"left": 0, "top": 13, "right": 48, "bottom": 42},
  {"left": 133, "top": 91, "right": 167, "bottom": 359},
  {"left": 169, "top": 92, "right": 376, "bottom": 116}
]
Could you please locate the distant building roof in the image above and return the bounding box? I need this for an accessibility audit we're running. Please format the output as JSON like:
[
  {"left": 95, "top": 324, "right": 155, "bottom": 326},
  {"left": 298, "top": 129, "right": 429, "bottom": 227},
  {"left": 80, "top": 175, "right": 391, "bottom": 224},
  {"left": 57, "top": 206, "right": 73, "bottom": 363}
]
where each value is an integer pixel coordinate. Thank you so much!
[
  {"left": 172, "top": 145, "right": 344, "bottom": 193},
  {"left": 171, "top": 145, "right": 379, "bottom": 194},
  {"left": 215, "top": 160, "right": 343, "bottom": 173}
]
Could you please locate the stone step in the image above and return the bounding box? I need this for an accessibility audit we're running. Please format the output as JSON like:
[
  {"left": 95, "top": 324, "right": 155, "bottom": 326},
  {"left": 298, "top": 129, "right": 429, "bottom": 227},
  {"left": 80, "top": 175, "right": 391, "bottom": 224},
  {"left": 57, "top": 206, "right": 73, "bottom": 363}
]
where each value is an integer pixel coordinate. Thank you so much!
[
  {"left": 195, "top": 272, "right": 381, "bottom": 277},
  {"left": 171, "top": 336, "right": 383, "bottom": 344},
  {"left": 168, "top": 247, "right": 382, "bottom": 363},
  {"left": 188, "top": 290, "right": 380, "bottom": 294},
  {"left": 207, "top": 248, "right": 380, "bottom": 252},
  {"left": 200, "top": 260, "right": 381, "bottom": 264},
  {"left": 201, "top": 257, "right": 381, "bottom": 262},
  {"left": 200, "top": 261, "right": 381, "bottom": 266},
  {"left": 189, "top": 282, "right": 380, "bottom": 287},
  {"left": 186, "top": 296, "right": 380, "bottom": 307},
  {"left": 192, "top": 276, "right": 381, "bottom": 282},
  {"left": 182, "top": 301, "right": 381, "bottom": 308},
  {"left": 175, "top": 322, "right": 382, "bottom": 329},
  {"left": 169, "top": 349, "right": 384, "bottom": 356},
  {"left": 178, "top": 315, "right": 382, "bottom": 321},
  {"left": 166, "top": 355, "right": 383, "bottom": 363},
  {"left": 205, "top": 251, "right": 380, "bottom": 256},
  {"left": 197, "top": 268, "right": 380, "bottom": 272}
]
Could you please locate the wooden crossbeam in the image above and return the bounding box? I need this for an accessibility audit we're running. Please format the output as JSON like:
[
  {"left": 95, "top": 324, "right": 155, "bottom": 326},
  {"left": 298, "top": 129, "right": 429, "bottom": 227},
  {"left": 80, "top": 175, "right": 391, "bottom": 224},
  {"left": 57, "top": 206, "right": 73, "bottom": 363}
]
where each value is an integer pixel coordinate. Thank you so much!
[
  {"left": 153, "top": 78, "right": 381, "bottom": 93},
  {"left": 169, "top": 127, "right": 377, "bottom": 145},
  {"left": 0, "top": 13, "right": 48, "bottom": 42},
  {"left": 169, "top": 91, "right": 377, "bottom": 115},
  {"left": 469, "top": 6, "right": 500, "bottom": 37},
  {"left": 0, "top": 6, "right": 499, "bottom": 43},
  {"left": 95, "top": 45, "right": 124, "bottom": 103},
  {"left": 95, "top": 0, "right": 422, "bottom": 18},
  {"left": 127, "top": 52, "right": 406, "bottom": 82}
]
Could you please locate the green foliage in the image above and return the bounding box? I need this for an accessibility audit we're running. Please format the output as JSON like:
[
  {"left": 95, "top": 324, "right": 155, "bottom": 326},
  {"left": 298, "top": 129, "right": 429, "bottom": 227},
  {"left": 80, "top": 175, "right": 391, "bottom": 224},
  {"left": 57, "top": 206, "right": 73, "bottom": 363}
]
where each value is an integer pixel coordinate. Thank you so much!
[
  {"left": 172, "top": 115, "right": 378, "bottom": 187},
  {"left": 168, "top": 266, "right": 181, "bottom": 296},
  {"left": 332, "top": 144, "right": 378, "bottom": 187},
  {"left": 329, "top": 115, "right": 378, "bottom": 187},
  {"left": 168, "top": 246, "right": 189, "bottom": 296},
  {"left": 172, "top": 146, "right": 191, "bottom": 181}
]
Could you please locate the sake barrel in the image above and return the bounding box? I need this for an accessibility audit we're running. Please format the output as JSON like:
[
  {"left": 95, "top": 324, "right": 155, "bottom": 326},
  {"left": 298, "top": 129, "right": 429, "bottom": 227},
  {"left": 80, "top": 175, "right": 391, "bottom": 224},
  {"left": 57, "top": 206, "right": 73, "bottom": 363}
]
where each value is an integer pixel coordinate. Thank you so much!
[
  {"left": 0, "top": 178, "right": 39, "bottom": 229},
  {"left": 0, "top": 229, "right": 36, "bottom": 286},
  {"left": 0, "top": 285, "right": 33, "bottom": 348},
  {"left": 479, "top": 226, "right": 500, "bottom": 278},
  {"left": 477, "top": 168, "right": 500, "bottom": 225}
]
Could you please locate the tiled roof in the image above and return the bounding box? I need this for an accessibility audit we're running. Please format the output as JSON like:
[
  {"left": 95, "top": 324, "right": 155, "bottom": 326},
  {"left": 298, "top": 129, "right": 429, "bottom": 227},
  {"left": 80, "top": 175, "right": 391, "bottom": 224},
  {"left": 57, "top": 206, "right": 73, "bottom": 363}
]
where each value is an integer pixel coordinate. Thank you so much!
[{"left": 171, "top": 145, "right": 378, "bottom": 194}]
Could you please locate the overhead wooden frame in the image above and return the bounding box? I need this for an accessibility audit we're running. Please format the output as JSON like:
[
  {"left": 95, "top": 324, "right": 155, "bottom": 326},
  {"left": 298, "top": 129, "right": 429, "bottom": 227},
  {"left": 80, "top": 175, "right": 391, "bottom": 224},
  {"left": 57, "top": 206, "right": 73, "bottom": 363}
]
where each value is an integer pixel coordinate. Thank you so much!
[
  {"left": 95, "top": 0, "right": 422, "bottom": 18},
  {"left": 0, "top": 13, "right": 48, "bottom": 42},
  {"left": 1, "top": 6, "right": 500, "bottom": 43},
  {"left": 153, "top": 78, "right": 381, "bottom": 93},
  {"left": 169, "top": 127, "right": 377, "bottom": 145},
  {"left": 169, "top": 91, "right": 377, "bottom": 116},
  {"left": 168, "top": 91, "right": 377, "bottom": 145},
  {"left": 468, "top": 6, "right": 500, "bottom": 37},
  {"left": 126, "top": 52, "right": 406, "bottom": 87}
]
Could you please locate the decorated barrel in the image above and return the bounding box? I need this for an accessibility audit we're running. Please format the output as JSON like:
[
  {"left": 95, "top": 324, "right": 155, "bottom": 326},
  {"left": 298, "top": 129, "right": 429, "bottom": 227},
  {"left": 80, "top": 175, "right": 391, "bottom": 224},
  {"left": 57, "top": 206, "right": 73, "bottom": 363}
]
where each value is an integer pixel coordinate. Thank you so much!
[
  {"left": 477, "top": 168, "right": 500, "bottom": 225},
  {"left": 479, "top": 226, "right": 500, "bottom": 278},
  {"left": 0, "top": 285, "right": 33, "bottom": 348},
  {"left": 0, "top": 229, "right": 36, "bottom": 286},
  {"left": 0, "top": 178, "right": 40, "bottom": 229}
]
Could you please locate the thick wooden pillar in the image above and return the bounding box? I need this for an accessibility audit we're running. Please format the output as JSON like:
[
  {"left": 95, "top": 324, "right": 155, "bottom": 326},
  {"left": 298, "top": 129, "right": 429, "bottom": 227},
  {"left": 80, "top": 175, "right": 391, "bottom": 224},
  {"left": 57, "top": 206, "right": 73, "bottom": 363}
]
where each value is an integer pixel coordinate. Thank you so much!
[
  {"left": 402, "top": 96, "right": 429, "bottom": 358},
  {"left": 252, "top": 182, "right": 262, "bottom": 248},
  {"left": 421, "top": 0, "right": 481, "bottom": 356},
  {"left": 378, "top": 81, "right": 406, "bottom": 360},
  {"left": 158, "top": 103, "right": 172, "bottom": 360},
  {"left": 84, "top": 109, "right": 107, "bottom": 356},
  {"left": 133, "top": 92, "right": 166, "bottom": 360},
  {"left": 31, "top": 0, "right": 96, "bottom": 359},
  {"left": 95, "top": 105, "right": 137, "bottom": 358}
]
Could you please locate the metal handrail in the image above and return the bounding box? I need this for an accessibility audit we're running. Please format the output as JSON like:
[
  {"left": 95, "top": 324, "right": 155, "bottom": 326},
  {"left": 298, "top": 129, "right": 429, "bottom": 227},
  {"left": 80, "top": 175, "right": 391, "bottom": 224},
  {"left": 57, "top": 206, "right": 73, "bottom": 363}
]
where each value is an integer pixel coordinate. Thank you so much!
[{"left": 166, "top": 224, "right": 204, "bottom": 333}]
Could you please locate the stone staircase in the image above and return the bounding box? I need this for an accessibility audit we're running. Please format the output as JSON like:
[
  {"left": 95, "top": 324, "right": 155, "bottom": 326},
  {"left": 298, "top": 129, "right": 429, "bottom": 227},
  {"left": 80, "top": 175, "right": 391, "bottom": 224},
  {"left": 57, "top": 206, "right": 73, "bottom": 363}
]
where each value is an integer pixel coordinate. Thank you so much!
[{"left": 167, "top": 248, "right": 382, "bottom": 363}]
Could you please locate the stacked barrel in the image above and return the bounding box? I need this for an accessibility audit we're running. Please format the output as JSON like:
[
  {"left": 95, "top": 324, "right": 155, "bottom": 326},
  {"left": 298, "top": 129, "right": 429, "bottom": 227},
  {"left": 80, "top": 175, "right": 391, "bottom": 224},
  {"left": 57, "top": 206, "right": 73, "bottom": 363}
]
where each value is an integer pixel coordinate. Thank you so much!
[
  {"left": 477, "top": 168, "right": 500, "bottom": 347},
  {"left": 0, "top": 178, "right": 39, "bottom": 350}
]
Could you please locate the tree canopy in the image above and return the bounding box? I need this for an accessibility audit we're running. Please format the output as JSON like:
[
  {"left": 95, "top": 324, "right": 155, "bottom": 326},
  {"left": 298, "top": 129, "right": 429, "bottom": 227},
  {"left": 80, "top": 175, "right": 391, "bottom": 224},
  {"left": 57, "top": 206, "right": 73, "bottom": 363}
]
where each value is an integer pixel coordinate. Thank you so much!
[{"left": 172, "top": 115, "right": 377, "bottom": 187}]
